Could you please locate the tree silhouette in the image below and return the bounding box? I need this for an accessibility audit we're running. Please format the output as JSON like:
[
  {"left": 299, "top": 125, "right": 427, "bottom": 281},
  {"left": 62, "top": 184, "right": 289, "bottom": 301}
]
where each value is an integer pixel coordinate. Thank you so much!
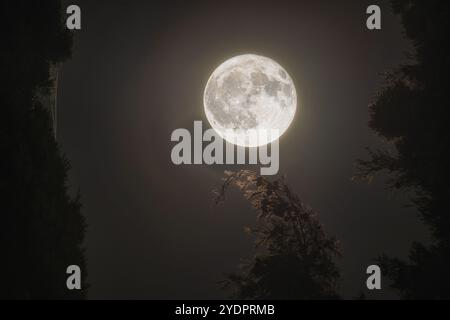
[
  {"left": 0, "top": 1, "right": 87, "bottom": 299},
  {"left": 356, "top": 0, "right": 450, "bottom": 299},
  {"left": 214, "top": 170, "right": 340, "bottom": 299}
]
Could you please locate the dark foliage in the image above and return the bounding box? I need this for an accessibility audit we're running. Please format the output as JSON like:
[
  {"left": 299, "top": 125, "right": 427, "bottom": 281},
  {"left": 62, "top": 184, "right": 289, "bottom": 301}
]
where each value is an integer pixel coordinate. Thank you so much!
[
  {"left": 214, "top": 170, "right": 340, "bottom": 299},
  {"left": 356, "top": 0, "right": 450, "bottom": 298},
  {"left": 0, "top": 1, "right": 87, "bottom": 298}
]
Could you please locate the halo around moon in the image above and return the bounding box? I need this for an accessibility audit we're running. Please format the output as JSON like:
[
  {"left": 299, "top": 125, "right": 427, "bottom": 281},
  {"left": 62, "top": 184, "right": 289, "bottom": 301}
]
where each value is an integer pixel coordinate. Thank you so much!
[{"left": 203, "top": 54, "right": 297, "bottom": 147}]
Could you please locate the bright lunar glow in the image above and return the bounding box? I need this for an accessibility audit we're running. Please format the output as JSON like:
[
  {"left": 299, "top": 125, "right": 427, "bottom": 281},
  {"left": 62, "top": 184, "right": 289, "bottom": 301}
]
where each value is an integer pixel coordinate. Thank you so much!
[{"left": 204, "top": 54, "right": 297, "bottom": 147}]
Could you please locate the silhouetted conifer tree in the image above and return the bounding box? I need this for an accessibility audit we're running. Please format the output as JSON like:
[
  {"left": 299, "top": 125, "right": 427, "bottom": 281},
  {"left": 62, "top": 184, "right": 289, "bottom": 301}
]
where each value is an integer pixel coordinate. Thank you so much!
[
  {"left": 214, "top": 170, "right": 340, "bottom": 299},
  {"left": 0, "top": 1, "right": 87, "bottom": 299},
  {"left": 356, "top": 0, "right": 450, "bottom": 299}
]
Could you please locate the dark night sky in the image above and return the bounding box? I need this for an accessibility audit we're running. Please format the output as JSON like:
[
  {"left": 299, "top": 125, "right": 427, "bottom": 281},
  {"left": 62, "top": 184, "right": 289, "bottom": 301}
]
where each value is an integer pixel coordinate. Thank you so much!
[{"left": 59, "top": 0, "right": 429, "bottom": 299}]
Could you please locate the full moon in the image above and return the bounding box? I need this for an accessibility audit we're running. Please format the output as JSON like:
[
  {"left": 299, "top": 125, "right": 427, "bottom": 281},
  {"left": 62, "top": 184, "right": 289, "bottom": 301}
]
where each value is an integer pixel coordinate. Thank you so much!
[{"left": 204, "top": 54, "right": 297, "bottom": 147}]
